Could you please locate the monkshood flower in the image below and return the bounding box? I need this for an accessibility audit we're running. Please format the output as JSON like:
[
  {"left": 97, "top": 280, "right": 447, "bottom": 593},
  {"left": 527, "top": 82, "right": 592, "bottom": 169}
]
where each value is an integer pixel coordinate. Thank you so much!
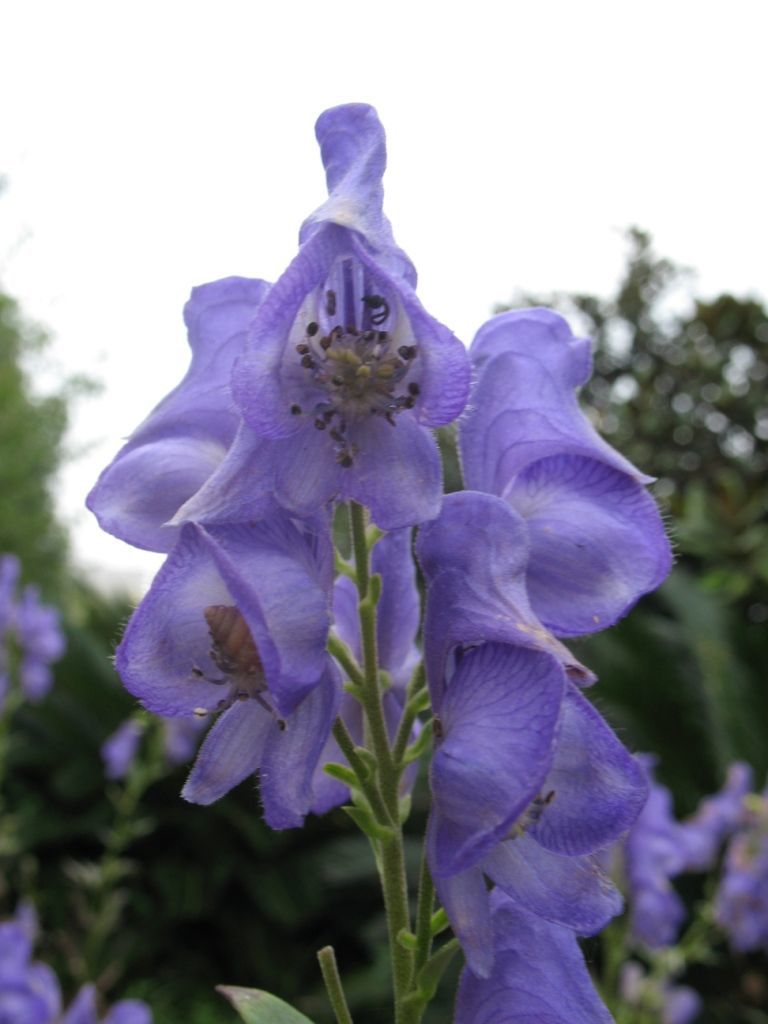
[
  {"left": 87, "top": 276, "right": 271, "bottom": 552},
  {"left": 680, "top": 761, "right": 752, "bottom": 871},
  {"left": 313, "top": 528, "right": 421, "bottom": 813},
  {"left": 714, "top": 790, "right": 768, "bottom": 953},
  {"left": 460, "top": 309, "right": 672, "bottom": 636},
  {"left": 620, "top": 961, "right": 701, "bottom": 1024},
  {"left": 416, "top": 492, "right": 647, "bottom": 976},
  {"left": 624, "top": 756, "right": 689, "bottom": 949},
  {"left": 454, "top": 892, "right": 613, "bottom": 1024},
  {"left": 178, "top": 103, "right": 470, "bottom": 530},
  {"left": 116, "top": 515, "right": 340, "bottom": 829}
]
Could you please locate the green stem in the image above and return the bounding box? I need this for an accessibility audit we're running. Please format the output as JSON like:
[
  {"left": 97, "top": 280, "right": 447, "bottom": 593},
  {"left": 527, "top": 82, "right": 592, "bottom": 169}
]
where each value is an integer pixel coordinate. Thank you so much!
[
  {"left": 331, "top": 719, "right": 393, "bottom": 827},
  {"left": 317, "top": 946, "right": 355, "bottom": 1024},
  {"left": 413, "top": 851, "right": 435, "bottom": 974},
  {"left": 392, "top": 664, "right": 426, "bottom": 768},
  {"left": 347, "top": 502, "right": 414, "bottom": 1023},
  {"left": 327, "top": 634, "right": 365, "bottom": 688}
]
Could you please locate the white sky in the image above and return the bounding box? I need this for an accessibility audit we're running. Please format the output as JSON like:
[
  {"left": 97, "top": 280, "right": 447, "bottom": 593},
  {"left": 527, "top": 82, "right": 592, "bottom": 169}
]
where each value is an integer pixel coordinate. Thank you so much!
[{"left": 1, "top": 0, "right": 766, "bottom": 595}]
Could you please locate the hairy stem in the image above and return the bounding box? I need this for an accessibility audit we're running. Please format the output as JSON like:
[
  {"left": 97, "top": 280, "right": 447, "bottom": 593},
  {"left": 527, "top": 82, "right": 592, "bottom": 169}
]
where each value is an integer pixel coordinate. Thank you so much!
[
  {"left": 317, "top": 946, "right": 355, "bottom": 1024},
  {"left": 348, "top": 502, "right": 414, "bottom": 1022}
]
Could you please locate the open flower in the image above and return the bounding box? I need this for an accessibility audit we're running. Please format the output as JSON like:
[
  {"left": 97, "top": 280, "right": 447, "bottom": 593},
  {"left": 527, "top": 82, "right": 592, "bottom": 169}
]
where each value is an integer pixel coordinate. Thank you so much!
[
  {"left": 178, "top": 104, "right": 470, "bottom": 530},
  {"left": 460, "top": 309, "right": 672, "bottom": 636},
  {"left": 116, "top": 514, "right": 340, "bottom": 828}
]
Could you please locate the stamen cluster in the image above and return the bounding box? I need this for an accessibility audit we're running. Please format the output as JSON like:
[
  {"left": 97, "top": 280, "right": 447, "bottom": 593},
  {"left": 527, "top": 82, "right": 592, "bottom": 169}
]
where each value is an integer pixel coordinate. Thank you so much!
[{"left": 291, "top": 292, "right": 419, "bottom": 467}]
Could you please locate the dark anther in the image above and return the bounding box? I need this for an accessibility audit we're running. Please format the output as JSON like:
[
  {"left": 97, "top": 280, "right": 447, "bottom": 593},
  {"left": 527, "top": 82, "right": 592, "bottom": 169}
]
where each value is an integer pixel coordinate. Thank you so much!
[
  {"left": 347, "top": 324, "right": 358, "bottom": 335},
  {"left": 326, "top": 290, "right": 337, "bottom": 316},
  {"left": 290, "top": 404, "right": 302, "bottom": 415},
  {"left": 314, "top": 418, "right": 327, "bottom": 430},
  {"left": 330, "top": 429, "right": 343, "bottom": 442},
  {"left": 323, "top": 409, "right": 335, "bottom": 422},
  {"left": 378, "top": 331, "right": 389, "bottom": 342},
  {"left": 296, "top": 343, "right": 310, "bottom": 355},
  {"left": 331, "top": 325, "right": 343, "bottom": 340},
  {"left": 362, "top": 294, "right": 390, "bottom": 326},
  {"left": 363, "top": 330, "right": 376, "bottom": 341},
  {"left": 301, "top": 354, "right": 316, "bottom": 369},
  {"left": 277, "top": 718, "right": 287, "bottom": 731},
  {"left": 433, "top": 717, "right": 444, "bottom": 740},
  {"left": 403, "top": 396, "right": 416, "bottom": 409},
  {"left": 332, "top": 376, "right": 344, "bottom": 386},
  {"left": 398, "top": 345, "right": 417, "bottom": 360},
  {"left": 339, "top": 453, "right": 354, "bottom": 468},
  {"left": 320, "top": 335, "right": 332, "bottom": 350},
  {"left": 408, "top": 381, "right": 420, "bottom": 396},
  {"left": 306, "top": 322, "right": 319, "bottom": 336}
]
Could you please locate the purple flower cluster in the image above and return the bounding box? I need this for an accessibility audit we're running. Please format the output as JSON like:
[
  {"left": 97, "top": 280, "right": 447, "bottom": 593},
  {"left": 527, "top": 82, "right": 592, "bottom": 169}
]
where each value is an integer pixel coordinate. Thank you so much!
[
  {"left": 714, "top": 785, "right": 768, "bottom": 953},
  {"left": 0, "top": 905, "right": 151, "bottom": 1023},
  {"left": 87, "top": 104, "right": 674, "bottom": 1018},
  {"left": 617, "top": 757, "right": 755, "bottom": 951},
  {"left": 0, "top": 555, "right": 65, "bottom": 708}
]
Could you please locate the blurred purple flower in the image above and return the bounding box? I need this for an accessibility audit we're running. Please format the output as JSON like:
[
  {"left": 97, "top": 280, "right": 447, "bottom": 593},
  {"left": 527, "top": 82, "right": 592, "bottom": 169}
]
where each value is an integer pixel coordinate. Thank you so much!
[
  {"left": 681, "top": 761, "right": 752, "bottom": 871},
  {"left": 620, "top": 961, "right": 701, "bottom": 1024},
  {"left": 177, "top": 104, "right": 470, "bottom": 530},
  {"left": 460, "top": 309, "right": 672, "bottom": 637},
  {"left": 454, "top": 892, "right": 613, "bottom": 1023},
  {"left": 714, "top": 791, "right": 768, "bottom": 953},
  {"left": 162, "top": 715, "right": 206, "bottom": 767},
  {"left": 117, "top": 515, "right": 340, "bottom": 828},
  {"left": 1, "top": 906, "right": 151, "bottom": 1024},
  {"left": 624, "top": 756, "right": 689, "bottom": 949},
  {"left": 87, "top": 277, "right": 272, "bottom": 552},
  {"left": 101, "top": 720, "right": 144, "bottom": 781},
  {"left": 0, "top": 563, "right": 65, "bottom": 707},
  {"left": 62, "top": 984, "right": 152, "bottom": 1024}
]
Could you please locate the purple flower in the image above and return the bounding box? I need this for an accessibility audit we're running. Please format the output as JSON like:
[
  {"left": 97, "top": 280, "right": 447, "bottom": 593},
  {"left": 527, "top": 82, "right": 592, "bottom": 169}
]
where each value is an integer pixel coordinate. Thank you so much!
[
  {"left": 116, "top": 515, "right": 340, "bottom": 828},
  {"left": 416, "top": 493, "right": 646, "bottom": 976},
  {"left": 624, "top": 756, "right": 689, "bottom": 949},
  {"left": 427, "top": 647, "right": 643, "bottom": 977},
  {"left": 162, "top": 715, "right": 206, "bottom": 766},
  {"left": 714, "top": 792, "right": 768, "bottom": 953},
  {"left": 0, "top": 571, "right": 65, "bottom": 705},
  {"left": 101, "top": 720, "right": 144, "bottom": 780},
  {"left": 416, "top": 491, "right": 596, "bottom": 710},
  {"left": 460, "top": 309, "right": 672, "bottom": 636},
  {"left": 681, "top": 761, "right": 752, "bottom": 871},
  {"left": 87, "top": 277, "right": 271, "bottom": 552},
  {"left": 454, "top": 892, "right": 613, "bottom": 1023},
  {"left": 0, "top": 905, "right": 60, "bottom": 1024},
  {"left": 178, "top": 104, "right": 470, "bottom": 530},
  {"left": 0, "top": 909, "right": 152, "bottom": 1024},
  {"left": 61, "top": 985, "right": 152, "bottom": 1024}
]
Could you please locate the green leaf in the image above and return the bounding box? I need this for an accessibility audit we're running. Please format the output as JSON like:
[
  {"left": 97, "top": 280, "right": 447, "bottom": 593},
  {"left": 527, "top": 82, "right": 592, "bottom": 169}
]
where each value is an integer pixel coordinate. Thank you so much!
[{"left": 217, "top": 986, "right": 317, "bottom": 1024}]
